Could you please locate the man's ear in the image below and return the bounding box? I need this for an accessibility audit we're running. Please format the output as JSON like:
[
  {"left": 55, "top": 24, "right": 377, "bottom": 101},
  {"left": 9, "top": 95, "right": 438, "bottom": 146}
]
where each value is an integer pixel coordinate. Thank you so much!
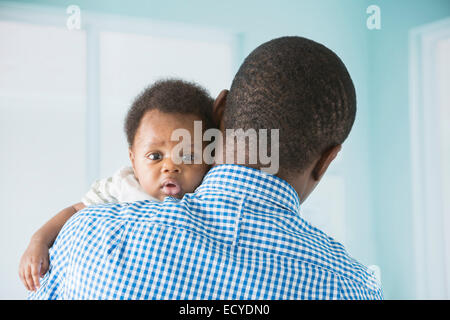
[
  {"left": 312, "top": 144, "right": 342, "bottom": 181},
  {"left": 212, "top": 89, "right": 228, "bottom": 128}
]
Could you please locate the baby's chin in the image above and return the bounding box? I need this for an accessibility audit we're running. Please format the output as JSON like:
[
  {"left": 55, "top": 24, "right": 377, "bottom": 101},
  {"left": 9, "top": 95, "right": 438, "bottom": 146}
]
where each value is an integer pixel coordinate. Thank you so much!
[{"left": 156, "top": 190, "right": 186, "bottom": 201}]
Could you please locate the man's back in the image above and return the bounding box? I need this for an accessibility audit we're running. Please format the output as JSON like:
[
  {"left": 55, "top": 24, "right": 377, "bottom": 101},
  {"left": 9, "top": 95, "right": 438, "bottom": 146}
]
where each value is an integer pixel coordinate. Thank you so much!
[{"left": 30, "top": 165, "right": 382, "bottom": 300}]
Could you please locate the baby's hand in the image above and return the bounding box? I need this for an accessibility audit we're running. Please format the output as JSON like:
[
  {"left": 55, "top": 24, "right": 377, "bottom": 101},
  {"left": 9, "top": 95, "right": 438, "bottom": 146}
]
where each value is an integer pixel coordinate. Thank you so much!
[{"left": 18, "top": 239, "right": 49, "bottom": 291}]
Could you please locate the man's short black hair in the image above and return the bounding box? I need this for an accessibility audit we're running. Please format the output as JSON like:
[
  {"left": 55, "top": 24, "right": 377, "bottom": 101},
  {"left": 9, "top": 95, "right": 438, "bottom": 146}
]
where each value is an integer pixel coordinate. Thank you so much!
[
  {"left": 223, "top": 36, "right": 356, "bottom": 175},
  {"left": 125, "top": 79, "right": 215, "bottom": 147}
]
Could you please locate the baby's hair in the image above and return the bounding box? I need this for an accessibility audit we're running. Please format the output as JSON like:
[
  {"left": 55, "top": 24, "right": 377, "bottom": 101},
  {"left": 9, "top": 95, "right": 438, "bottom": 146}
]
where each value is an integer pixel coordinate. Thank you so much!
[
  {"left": 125, "top": 79, "right": 215, "bottom": 147},
  {"left": 224, "top": 36, "right": 356, "bottom": 175}
]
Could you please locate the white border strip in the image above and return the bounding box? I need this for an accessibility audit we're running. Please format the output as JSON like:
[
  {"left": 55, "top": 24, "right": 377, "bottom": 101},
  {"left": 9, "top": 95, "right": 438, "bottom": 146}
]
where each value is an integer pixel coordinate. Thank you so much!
[{"left": 409, "top": 17, "right": 450, "bottom": 299}]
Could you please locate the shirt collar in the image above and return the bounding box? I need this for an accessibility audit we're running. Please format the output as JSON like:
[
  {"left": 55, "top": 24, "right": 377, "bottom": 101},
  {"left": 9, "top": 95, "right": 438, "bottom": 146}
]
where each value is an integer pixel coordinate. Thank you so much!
[{"left": 196, "top": 164, "right": 300, "bottom": 215}]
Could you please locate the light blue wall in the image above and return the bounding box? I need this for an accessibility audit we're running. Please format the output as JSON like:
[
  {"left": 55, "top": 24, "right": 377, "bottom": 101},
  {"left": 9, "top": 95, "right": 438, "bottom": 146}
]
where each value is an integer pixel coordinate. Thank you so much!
[
  {"left": 367, "top": 0, "right": 450, "bottom": 299},
  {"left": 7, "top": 0, "right": 449, "bottom": 299}
]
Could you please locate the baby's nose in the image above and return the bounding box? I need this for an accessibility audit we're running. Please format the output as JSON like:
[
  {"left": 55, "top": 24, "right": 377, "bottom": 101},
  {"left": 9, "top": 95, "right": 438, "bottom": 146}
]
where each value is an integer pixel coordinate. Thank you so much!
[{"left": 161, "top": 159, "right": 181, "bottom": 173}]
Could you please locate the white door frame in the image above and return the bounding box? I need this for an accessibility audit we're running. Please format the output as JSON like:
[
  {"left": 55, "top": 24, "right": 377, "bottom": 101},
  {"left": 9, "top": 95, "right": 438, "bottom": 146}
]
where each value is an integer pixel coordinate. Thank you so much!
[{"left": 409, "top": 17, "right": 450, "bottom": 299}]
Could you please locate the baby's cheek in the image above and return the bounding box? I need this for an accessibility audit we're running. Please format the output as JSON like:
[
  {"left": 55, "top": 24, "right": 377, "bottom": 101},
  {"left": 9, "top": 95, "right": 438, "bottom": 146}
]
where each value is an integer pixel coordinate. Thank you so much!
[
  {"left": 142, "top": 182, "right": 158, "bottom": 198},
  {"left": 139, "top": 175, "right": 161, "bottom": 198},
  {"left": 184, "top": 166, "right": 209, "bottom": 192}
]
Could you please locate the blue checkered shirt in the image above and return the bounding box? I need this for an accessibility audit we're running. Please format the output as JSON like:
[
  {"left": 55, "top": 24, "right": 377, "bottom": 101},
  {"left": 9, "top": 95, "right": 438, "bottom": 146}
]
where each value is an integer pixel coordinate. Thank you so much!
[{"left": 29, "top": 164, "right": 383, "bottom": 300}]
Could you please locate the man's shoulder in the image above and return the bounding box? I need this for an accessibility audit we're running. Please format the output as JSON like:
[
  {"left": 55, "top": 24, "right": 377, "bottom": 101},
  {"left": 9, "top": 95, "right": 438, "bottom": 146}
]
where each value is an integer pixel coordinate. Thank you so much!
[
  {"left": 307, "top": 227, "right": 383, "bottom": 299},
  {"left": 81, "top": 199, "right": 161, "bottom": 214},
  {"left": 253, "top": 213, "right": 383, "bottom": 299},
  {"left": 70, "top": 200, "right": 164, "bottom": 225},
  {"left": 311, "top": 233, "right": 383, "bottom": 299},
  {"left": 335, "top": 269, "right": 383, "bottom": 299}
]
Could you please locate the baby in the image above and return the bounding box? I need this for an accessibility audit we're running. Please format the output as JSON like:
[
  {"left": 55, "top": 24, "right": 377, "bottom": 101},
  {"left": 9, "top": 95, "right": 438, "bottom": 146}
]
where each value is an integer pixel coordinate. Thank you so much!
[{"left": 19, "top": 79, "right": 216, "bottom": 291}]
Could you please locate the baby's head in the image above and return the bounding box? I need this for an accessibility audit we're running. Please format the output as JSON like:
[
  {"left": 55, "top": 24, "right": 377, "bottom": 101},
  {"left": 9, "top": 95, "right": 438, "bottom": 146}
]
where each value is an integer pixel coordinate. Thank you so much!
[{"left": 125, "top": 79, "right": 215, "bottom": 201}]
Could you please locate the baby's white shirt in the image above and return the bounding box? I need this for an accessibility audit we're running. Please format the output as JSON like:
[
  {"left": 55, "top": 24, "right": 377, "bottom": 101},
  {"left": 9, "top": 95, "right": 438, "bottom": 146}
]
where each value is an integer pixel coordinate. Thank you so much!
[{"left": 81, "top": 166, "right": 160, "bottom": 206}]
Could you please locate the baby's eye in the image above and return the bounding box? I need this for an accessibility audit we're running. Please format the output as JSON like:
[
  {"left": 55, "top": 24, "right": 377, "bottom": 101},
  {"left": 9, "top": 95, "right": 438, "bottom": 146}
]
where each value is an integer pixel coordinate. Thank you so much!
[{"left": 146, "top": 152, "right": 163, "bottom": 161}]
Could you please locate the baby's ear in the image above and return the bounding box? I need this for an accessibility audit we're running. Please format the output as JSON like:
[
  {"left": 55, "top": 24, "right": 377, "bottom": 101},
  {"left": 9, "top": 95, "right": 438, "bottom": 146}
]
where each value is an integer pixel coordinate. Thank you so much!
[
  {"left": 212, "top": 89, "right": 228, "bottom": 128},
  {"left": 128, "top": 148, "right": 139, "bottom": 178},
  {"left": 128, "top": 148, "right": 135, "bottom": 165}
]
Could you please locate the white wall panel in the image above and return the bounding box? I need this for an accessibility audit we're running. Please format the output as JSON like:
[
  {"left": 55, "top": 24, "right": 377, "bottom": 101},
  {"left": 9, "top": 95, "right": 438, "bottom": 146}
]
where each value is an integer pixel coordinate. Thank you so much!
[{"left": 0, "top": 20, "right": 87, "bottom": 299}]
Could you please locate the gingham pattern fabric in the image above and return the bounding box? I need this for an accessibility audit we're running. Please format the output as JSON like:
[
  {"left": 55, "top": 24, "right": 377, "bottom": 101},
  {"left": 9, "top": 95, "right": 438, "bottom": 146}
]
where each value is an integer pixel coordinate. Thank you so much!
[{"left": 29, "top": 164, "right": 383, "bottom": 300}]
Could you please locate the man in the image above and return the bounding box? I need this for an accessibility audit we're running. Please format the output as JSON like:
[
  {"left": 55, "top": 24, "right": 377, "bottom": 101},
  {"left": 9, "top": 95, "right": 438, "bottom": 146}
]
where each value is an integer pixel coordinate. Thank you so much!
[{"left": 30, "top": 36, "right": 382, "bottom": 299}]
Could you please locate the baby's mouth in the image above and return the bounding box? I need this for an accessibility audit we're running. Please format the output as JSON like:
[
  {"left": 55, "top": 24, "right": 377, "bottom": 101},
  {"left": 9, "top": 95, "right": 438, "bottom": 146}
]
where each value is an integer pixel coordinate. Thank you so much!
[{"left": 161, "top": 179, "right": 182, "bottom": 196}]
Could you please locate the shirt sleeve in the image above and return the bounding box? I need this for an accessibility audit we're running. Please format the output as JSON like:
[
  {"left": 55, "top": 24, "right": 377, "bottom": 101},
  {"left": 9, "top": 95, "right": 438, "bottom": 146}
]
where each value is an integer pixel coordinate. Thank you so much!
[
  {"left": 81, "top": 166, "right": 159, "bottom": 206},
  {"left": 81, "top": 175, "right": 121, "bottom": 206}
]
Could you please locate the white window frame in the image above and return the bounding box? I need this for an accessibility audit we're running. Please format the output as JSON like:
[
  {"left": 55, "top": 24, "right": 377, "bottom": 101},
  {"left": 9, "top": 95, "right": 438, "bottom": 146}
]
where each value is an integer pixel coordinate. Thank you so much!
[{"left": 409, "top": 17, "right": 450, "bottom": 300}]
